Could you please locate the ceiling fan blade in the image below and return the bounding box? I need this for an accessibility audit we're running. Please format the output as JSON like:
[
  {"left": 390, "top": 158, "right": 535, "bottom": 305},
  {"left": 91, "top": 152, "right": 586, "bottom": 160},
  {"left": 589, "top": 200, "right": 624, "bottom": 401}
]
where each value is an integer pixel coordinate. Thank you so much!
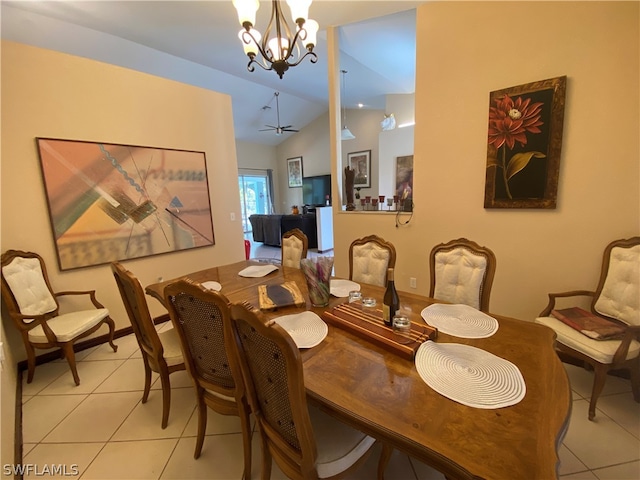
[
  {"left": 259, "top": 127, "right": 276, "bottom": 131},
  {"left": 283, "top": 128, "right": 299, "bottom": 132}
]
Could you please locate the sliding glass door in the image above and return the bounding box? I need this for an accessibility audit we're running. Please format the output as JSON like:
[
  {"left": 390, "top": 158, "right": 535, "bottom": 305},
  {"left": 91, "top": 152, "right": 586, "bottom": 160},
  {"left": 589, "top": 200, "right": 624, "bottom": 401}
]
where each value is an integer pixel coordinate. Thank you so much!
[{"left": 238, "top": 171, "right": 272, "bottom": 233}]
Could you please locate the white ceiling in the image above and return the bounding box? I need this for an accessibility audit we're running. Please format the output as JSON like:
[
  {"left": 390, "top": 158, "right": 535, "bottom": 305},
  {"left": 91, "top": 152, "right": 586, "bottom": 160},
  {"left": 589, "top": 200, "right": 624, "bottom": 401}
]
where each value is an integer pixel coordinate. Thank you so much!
[{"left": 1, "top": 0, "right": 421, "bottom": 146}]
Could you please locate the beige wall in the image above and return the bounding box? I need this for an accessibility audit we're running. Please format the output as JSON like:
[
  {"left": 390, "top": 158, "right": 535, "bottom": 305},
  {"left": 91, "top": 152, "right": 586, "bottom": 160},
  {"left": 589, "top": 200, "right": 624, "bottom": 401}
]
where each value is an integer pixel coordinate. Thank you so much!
[
  {"left": 332, "top": 1, "right": 640, "bottom": 322},
  {"left": 1, "top": 40, "right": 245, "bottom": 343},
  {"left": 236, "top": 140, "right": 280, "bottom": 215}
]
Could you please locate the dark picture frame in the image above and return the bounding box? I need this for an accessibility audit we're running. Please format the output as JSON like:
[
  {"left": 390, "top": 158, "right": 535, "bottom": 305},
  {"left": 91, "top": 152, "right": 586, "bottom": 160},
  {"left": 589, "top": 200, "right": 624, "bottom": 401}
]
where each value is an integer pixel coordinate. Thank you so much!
[
  {"left": 484, "top": 76, "right": 567, "bottom": 209},
  {"left": 396, "top": 155, "right": 414, "bottom": 212},
  {"left": 348, "top": 150, "right": 371, "bottom": 188},
  {"left": 36, "top": 138, "right": 215, "bottom": 270},
  {"left": 287, "top": 156, "right": 303, "bottom": 188}
]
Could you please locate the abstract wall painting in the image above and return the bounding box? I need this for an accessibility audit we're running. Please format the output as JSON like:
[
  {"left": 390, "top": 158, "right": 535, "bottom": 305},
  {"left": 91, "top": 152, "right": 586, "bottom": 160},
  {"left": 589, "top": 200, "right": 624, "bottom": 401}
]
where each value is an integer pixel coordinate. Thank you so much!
[{"left": 36, "top": 138, "right": 215, "bottom": 270}]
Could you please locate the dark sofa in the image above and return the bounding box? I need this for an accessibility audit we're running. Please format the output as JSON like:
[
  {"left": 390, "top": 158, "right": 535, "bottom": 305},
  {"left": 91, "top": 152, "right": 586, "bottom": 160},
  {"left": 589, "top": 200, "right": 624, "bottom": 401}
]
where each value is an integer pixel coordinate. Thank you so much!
[{"left": 249, "top": 214, "right": 317, "bottom": 248}]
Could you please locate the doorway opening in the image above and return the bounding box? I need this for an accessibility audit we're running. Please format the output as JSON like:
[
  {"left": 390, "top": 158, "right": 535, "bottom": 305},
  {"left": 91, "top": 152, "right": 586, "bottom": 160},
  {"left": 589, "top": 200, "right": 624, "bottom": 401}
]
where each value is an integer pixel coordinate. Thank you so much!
[{"left": 238, "top": 170, "right": 274, "bottom": 233}]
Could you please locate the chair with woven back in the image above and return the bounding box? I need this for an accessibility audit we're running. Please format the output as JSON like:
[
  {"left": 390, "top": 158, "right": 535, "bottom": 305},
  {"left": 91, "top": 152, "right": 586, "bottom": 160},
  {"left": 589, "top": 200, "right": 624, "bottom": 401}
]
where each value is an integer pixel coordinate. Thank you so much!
[
  {"left": 164, "top": 279, "right": 252, "bottom": 474},
  {"left": 225, "top": 302, "right": 391, "bottom": 480},
  {"left": 0, "top": 249, "right": 117, "bottom": 385},
  {"left": 429, "top": 238, "right": 497, "bottom": 312},
  {"left": 110, "top": 262, "right": 185, "bottom": 429},
  {"left": 535, "top": 237, "right": 640, "bottom": 420},
  {"left": 281, "top": 228, "right": 308, "bottom": 269},
  {"left": 349, "top": 234, "right": 397, "bottom": 287}
]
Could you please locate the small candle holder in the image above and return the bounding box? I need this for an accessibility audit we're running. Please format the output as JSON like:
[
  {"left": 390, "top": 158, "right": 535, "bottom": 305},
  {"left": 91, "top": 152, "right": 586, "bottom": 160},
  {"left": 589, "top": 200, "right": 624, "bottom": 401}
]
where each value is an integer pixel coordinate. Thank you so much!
[
  {"left": 378, "top": 196, "right": 385, "bottom": 211},
  {"left": 365, "top": 196, "right": 371, "bottom": 211},
  {"left": 360, "top": 198, "right": 366, "bottom": 210},
  {"left": 386, "top": 198, "right": 393, "bottom": 211},
  {"left": 371, "top": 198, "right": 378, "bottom": 209}
]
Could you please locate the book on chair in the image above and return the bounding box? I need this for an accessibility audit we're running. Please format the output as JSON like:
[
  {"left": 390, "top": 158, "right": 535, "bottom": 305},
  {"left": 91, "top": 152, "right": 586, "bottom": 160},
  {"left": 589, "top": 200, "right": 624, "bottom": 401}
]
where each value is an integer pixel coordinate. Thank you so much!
[{"left": 551, "top": 307, "right": 626, "bottom": 340}]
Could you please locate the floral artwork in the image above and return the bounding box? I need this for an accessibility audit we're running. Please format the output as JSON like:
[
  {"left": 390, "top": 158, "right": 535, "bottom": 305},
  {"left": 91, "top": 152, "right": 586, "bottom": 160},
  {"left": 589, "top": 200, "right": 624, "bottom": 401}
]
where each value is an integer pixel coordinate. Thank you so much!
[{"left": 484, "top": 76, "right": 566, "bottom": 208}]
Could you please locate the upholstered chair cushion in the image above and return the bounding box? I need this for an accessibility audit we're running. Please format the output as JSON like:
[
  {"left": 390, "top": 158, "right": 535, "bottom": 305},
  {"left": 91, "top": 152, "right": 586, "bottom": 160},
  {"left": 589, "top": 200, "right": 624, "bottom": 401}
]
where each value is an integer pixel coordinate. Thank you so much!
[
  {"left": 534, "top": 315, "right": 640, "bottom": 364},
  {"left": 28, "top": 309, "right": 109, "bottom": 343},
  {"left": 282, "top": 235, "right": 304, "bottom": 269},
  {"left": 433, "top": 248, "right": 487, "bottom": 310},
  {"left": 594, "top": 244, "right": 640, "bottom": 326},
  {"left": 2, "top": 257, "right": 57, "bottom": 317},
  {"left": 157, "top": 328, "right": 185, "bottom": 367},
  {"left": 352, "top": 242, "right": 391, "bottom": 287},
  {"left": 311, "top": 403, "right": 376, "bottom": 478}
]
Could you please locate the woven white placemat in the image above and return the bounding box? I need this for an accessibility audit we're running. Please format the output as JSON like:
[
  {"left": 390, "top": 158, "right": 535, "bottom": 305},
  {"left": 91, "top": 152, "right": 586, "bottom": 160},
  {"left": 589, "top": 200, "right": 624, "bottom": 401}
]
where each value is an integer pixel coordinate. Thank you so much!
[
  {"left": 274, "top": 311, "right": 328, "bottom": 349},
  {"left": 415, "top": 341, "right": 526, "bottom": 409},
  {"left": 421, "top": 304, "right": 499, "bottom": 338}
]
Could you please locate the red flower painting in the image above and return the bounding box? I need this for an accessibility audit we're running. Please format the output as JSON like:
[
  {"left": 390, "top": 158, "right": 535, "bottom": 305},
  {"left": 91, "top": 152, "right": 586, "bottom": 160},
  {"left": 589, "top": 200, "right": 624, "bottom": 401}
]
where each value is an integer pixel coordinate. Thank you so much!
[{"left": 487, "top": 94, "right": 546, "bottom": 199}]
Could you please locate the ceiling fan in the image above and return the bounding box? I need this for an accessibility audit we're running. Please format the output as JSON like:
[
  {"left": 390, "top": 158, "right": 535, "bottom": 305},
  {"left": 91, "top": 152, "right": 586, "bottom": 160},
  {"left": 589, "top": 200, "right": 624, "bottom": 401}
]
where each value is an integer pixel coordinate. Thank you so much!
[{"left": 260, "top": 92, "right": 299, "bottom": 135}]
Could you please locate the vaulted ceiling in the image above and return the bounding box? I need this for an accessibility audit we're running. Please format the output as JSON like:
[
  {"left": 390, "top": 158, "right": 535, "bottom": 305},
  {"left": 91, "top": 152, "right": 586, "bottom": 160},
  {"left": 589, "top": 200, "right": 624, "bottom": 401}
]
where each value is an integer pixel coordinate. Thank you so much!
[{"left": 2, "top": 1, "right": 421, "bottom": 146}]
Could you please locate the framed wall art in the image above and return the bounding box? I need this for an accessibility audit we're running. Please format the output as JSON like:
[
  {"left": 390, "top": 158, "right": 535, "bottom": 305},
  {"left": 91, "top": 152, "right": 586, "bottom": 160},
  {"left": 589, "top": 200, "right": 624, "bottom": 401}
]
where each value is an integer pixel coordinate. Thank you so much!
[
  {"left": 348, "top": 150, "right": 371, "bottom": 188},
  {"left": 287, "top": 156, "right": 303, "bottom": 187},
  {"left": 36, "top": 138, "right": 215, "bottom": 270},
  {"left": 395, "top": 154, "right": 414, "bottom": 211},
  {"left": 484, "top": 75, "right": 567, "bottom": 209}
]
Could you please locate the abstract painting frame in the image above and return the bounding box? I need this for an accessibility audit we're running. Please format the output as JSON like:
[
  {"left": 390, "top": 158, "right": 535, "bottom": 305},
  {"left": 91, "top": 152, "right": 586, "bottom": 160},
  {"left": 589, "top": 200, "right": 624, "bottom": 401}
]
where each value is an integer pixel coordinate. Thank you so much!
[
  {"left": 348, "top": 150, "right": 371, "bottom": 188},
  {"left": 36, "top": 138, "right": 215, "bottom": 270},
  {"left": 395, "top": 154, "right": 414, "bottom": 212},
  {"left": 287, "top": 156, "right": 303, "bottom": 187},
  {"left": 484, "top": 75, "right": 567, "bottom": 209}
]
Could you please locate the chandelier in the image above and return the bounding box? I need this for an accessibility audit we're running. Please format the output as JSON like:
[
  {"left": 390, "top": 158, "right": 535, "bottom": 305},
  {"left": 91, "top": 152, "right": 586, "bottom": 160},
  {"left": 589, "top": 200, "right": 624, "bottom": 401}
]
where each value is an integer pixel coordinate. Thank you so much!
[{"left": 233, "top": 0, "right": 319, "bottom": 79}]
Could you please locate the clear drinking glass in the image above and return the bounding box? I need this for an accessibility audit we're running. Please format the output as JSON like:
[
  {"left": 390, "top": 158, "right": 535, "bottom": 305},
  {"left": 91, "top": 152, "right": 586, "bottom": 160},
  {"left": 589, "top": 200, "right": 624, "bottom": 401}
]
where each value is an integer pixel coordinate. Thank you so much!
[
  {"left": 392, "top": 314, "right": 412, "bottom": 344},
  {"left": 348, "top": 290, "right": 362, "bottom": 304},
  {"left": 362, "top": 297, "right": 377, "bottom": 314}
]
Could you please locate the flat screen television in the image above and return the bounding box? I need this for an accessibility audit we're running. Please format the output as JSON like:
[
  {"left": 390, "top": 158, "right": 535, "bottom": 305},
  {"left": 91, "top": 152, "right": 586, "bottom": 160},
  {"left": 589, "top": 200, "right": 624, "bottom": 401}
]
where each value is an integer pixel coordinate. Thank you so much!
[{"left": 302, "top": 174, "right": 331, "bottom": 206}]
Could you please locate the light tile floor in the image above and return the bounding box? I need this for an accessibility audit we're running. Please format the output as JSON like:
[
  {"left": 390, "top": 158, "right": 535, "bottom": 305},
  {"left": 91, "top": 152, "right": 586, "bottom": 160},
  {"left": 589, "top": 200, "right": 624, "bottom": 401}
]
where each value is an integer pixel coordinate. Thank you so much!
[{"left": 19, "top": 243, "right": 640, "bottom": 480}]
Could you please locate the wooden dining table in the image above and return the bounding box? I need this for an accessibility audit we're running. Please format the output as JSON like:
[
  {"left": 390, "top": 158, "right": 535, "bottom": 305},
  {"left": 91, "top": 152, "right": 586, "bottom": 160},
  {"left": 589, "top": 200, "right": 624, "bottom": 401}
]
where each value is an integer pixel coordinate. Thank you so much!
[{"left": 145, "top": 260, "right": 571, "bottom": 480}]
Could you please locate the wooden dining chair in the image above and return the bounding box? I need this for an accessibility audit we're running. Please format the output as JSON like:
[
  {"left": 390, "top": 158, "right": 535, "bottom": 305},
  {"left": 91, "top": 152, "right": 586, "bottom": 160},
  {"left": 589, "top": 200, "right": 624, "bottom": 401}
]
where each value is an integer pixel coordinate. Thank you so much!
[
  {"left": 281, "top": 228, "right": 308, "bottom": 269},
  {"left": 429, "top": 238, "right": 497, "bottom": 312},
  {"left": 535, "top": 237, "right": 640, "bottom": 420},
  {"left": 349, "top": 234, "right": 397, "bottom": 287},
  {"left": 225, "top": 302, "right": 391, "bottom": 480},
  {"left": 0, "top": 249, "right": 117, "bottom": 385},
  {"left": 111, "top": 262, "right": 185, "bottom": 429},
  {"left": 164, "top": 279, "right": 252, "bottom": 475}
]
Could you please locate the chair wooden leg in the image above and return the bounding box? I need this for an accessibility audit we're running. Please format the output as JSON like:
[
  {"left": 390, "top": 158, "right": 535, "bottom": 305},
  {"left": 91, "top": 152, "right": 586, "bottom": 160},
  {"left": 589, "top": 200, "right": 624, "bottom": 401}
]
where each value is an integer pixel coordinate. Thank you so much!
[
  {"left": 159, "top": 370, "right": 172, "bottom": 429},
  {"left": 24, "top": 341, "right": 37, "bottom": 384},
  {"left": 260, "top": 431, "right": 272, "bottom": 480},
  {"left": 194, "top": 392, "right": 207, "bottom": 459},
  {"left": 104, "top": 317, "right": 118, "bottom": 352},
  {"left": 588, "top": 364, "right": 609, "bottom": 421},
  {"left": 141, "top": 359, "right": 152, "bottom": 404},
  {"left": 629, "top": 359, "right": 640, "bottom": 403},
  {"left": 377, "top": 443, "right": 393, "bottom": 480},
  {"left": 61, "top": 343, "right": 80, "bottom": 386},
  {"left": 238, "top": 401, "right": 252, "bottom": 480}
]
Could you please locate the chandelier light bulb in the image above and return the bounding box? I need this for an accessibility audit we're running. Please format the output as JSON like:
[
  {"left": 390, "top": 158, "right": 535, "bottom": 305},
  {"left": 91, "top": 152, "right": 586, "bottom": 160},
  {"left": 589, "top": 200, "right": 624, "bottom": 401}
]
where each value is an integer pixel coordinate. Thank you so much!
[
  {"left": 238, "top": 28, "right": 261, "bottom": 56},
  {"left": 233, "top": 0, "right": 260, "bottom": 28},
  {"left": 268, "top": 37, "right": 290, "bottom": 61},
  {"left": 301, "top": 19, "right": 318, "bottom": 49},
  {"left": 286, "top": 0, "right": 311, "bottom": 24}
]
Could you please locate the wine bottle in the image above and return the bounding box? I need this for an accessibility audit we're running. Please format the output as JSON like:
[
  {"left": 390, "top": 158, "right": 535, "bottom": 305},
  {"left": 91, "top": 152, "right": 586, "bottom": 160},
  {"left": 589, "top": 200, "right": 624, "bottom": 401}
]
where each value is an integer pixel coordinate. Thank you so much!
[{"left": 383, "top": 268, "right": 400, "bottom": 327}]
